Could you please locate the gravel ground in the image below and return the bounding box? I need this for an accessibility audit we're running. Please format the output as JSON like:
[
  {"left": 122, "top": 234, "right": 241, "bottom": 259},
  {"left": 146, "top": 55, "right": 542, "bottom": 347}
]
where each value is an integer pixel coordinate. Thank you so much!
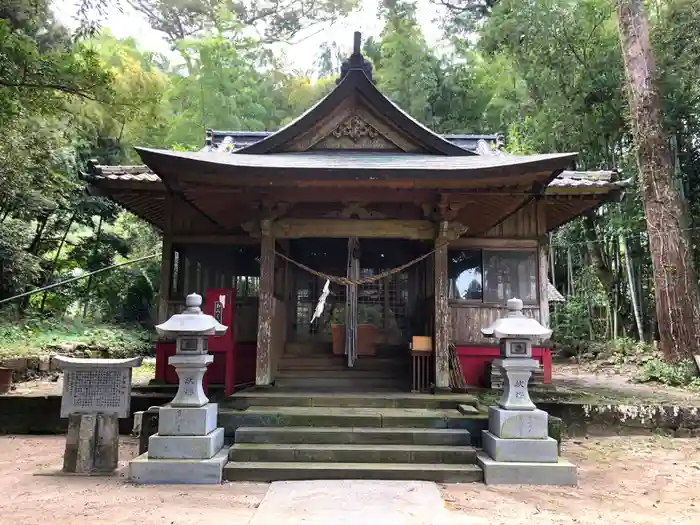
[
  {"left": 442, "top": 435, "right": 700, "bottom": 525},
  {"left": 1, "top": 435, "right": 698, "bottom": 525}
]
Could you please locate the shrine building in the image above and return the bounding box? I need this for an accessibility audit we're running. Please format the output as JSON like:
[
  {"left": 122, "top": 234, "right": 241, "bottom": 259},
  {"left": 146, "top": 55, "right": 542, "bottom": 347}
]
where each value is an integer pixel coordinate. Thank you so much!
[{"left": 86, "top": 34, "right": 627, "bottom": 394}]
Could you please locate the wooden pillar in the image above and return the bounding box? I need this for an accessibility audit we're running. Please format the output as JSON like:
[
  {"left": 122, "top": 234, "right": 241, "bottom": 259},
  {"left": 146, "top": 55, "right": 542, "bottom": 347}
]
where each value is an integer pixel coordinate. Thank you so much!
[
  {"left": 256, "top": 219, "right": 275, "bottom": 386},
  {"left": 538, "top": 240, "right": 550, "bottom": 329},
  {"left": 434, "top": 221, "right": 450, "bottom": 391},
  {"left": 158, "top": 192, "right": 173, "bottom": 323},
  {"left": 175, "top": 249, "right": 185, "bottom": 298}
]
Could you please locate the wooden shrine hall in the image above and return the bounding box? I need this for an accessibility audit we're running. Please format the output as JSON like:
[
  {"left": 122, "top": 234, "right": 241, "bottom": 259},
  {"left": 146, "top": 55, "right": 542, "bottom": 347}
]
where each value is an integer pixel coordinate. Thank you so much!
[{"left": 86, "top": 33, "right": 628, "bottom": 394}]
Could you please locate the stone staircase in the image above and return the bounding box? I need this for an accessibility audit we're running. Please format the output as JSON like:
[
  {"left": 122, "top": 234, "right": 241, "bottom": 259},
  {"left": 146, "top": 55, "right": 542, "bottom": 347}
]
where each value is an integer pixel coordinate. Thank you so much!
[
  {"left": 219, "top": 390, "right": 488, "bottom": 482},
  {"left": 274, "top": 342, "right": 410, "bottom": 391}
]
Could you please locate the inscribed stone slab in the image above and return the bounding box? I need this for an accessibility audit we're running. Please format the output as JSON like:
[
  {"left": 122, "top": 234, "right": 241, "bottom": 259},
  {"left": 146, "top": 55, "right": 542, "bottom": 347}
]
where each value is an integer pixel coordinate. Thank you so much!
[
  {"left": 158, "top": 403, "right": 217, "bottom": 436},
  {"left": 61, "top": 368, "right": 131, "bottom": 417}
]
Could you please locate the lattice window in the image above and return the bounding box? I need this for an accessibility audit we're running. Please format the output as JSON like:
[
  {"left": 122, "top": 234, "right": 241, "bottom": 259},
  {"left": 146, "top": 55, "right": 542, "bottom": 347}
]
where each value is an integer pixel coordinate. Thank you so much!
[{"left": 234, "top": 276, "right": 260, "bottom": 298}]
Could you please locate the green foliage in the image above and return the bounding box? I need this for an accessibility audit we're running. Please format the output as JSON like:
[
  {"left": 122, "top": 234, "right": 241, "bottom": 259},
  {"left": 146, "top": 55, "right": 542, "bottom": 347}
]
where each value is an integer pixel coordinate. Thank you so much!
[
  {"left": 0, "top": 0, "right": 113, "bottom": 124},
  {"left": 1, "top": 0, "right": 700, "bottom": 377},
  {"left": 605, "top": 337, "right": 656, "bottom": 365},
  {"left": 0, "top": 316, "right": 152, "bottom": 358},
  {"left": 636, "top": 358, "right": 700, "bottom": 388}
]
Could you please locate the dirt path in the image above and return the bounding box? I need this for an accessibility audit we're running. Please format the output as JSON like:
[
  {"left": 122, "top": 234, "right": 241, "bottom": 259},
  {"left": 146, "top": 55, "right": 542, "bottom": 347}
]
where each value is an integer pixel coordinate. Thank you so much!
[
  {"left": 1, "top": 435, "right": 698, "bottom": 524},
  {"left": 551, "top": 363, "right": 700, "bottom": 404},
  {"left": 442, "top": 436, "right": 700, "bottom": 525},
  {"left": 0, "top": 436, "right": 267, "bottom": 525}
]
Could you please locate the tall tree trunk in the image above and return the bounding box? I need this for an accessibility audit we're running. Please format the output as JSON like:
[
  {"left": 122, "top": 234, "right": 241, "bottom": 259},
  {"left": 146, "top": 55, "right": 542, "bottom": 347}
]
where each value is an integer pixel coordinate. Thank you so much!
[
  {"left": 583, "top": 214, "right": 625, "bottom": 333},
  {"left": 39, "top": 212, "right": 76, "bottom": 313},
  {"left": 613, "top": 239, "right": 620, "bottom": 339},
  {"left": 82, "top": 215, "right": 104, "bottom": 320},
  {"left": 617, "top": 0, "right": 700, "bottom": 364},
  {"left": 621, "top": 235, "right": 644, "bottom": 340}
]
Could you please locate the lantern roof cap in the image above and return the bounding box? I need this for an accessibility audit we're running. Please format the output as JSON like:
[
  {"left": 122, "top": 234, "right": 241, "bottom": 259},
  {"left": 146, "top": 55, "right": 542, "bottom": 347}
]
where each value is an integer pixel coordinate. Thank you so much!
[
  {"left": 155, "top": 293, "right": 228, "bottom": 336},
  {"left": 481, "top": 298, "right": 552, "bottom": 340}
]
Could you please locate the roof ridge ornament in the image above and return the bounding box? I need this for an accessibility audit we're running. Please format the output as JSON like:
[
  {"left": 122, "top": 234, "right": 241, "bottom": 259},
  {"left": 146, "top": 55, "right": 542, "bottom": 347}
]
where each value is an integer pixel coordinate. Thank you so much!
[{"left": 337, "top": 31, "right": 373, "bottom": 84}]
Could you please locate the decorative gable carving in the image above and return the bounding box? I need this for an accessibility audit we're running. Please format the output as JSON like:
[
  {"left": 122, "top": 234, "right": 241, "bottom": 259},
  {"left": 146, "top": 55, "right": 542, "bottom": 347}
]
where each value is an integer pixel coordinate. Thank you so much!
[
  {"left": 313, "top": 115, "right": 399, "bottom": 151},
  {"left": 333, "top": 116, "right": 379, "bottom": 142}
]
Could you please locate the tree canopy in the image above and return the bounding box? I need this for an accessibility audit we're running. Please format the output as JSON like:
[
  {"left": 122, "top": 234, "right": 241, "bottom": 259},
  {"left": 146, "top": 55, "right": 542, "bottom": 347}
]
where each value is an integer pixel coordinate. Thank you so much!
[{"left": 3, "top": 0, "right": 700, "bottom": 375}]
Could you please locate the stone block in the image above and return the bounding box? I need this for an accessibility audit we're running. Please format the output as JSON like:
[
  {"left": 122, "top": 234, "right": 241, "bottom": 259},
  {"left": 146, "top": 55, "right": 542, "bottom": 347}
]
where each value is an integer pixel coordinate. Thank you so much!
[
  {"left": 148, "top": 427, "right": 224, "bottom": 459},
  {"left": 477, "top": 452, "right": 577, "bottom": 486},
  {"left": 458, "top": 404, "right": 479, "bottom": 415},
  {"left": 129, "top": 448, "right": 228, "bottom": 484},
  {"left": 63, "top": 413, "right": 119, "bottom": 473},
  {"left": 1, "top": 357, "right": 27, "bottom": 371},
  {"left": 132, "top": 411, "right": 144, "bottom": 436},
  {"left": 489, "top": 406, "right": 549, "bottom": 439},
  {"left": 93, "top": 413, "right": 119, "bottom": 471},
  {"left": 38, "top": 356, "right": 50, "bottom": 372},
  {"left": 158, "top": 403, "right": 217, "bottom": 436},
  {"left": 482, "top": 431, "right": 557, "bottom": 463}
]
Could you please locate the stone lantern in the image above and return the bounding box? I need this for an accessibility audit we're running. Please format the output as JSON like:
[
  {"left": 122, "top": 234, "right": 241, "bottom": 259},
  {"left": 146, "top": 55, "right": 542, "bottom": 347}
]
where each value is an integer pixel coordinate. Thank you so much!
[
  {"left": 129, "top": 293, "right": 229, "bottom": 484},
  {"left": 476, "top": 298, "right": 577, "bottom": 486},
  {"left": 481, "top": 298, "right": 551, "bottom": 411}
]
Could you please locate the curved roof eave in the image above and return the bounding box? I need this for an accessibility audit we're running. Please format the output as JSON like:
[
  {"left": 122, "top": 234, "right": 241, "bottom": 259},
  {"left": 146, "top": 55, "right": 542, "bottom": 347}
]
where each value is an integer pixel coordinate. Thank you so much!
[
  {"left": 234, "top": 69, "right": 471, "bottom": 156},
  {"left": 134, "top": 147, "right": 578, "bottom": 189}
]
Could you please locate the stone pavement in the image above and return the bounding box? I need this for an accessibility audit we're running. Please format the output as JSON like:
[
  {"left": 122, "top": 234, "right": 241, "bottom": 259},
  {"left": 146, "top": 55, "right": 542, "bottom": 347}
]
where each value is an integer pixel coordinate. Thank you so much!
[{"left": 246, "top": 480, "right": 485, "bottom": 525}]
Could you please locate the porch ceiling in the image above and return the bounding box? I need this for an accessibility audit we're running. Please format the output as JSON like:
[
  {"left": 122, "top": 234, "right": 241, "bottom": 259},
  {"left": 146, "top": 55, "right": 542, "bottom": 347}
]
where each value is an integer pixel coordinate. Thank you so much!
[{"left": 86, "top": 164, "right": 628, "bottom": 235}]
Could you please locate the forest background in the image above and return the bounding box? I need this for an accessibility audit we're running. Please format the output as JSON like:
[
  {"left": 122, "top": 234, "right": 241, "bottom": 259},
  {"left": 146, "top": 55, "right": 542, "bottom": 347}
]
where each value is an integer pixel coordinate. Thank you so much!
[{"left": 2, "top": 0, "right": 700, "bottom": 385}]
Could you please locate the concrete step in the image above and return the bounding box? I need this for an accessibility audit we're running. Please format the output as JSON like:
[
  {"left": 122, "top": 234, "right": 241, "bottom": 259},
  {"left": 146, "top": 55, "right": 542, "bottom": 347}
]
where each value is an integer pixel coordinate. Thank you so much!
[
  {"left": 278, "top": 357, "right": 408, "bottom": 371},
  {"left": 275, "top": 370, "right": 401, "bottom": 380},
  {"left": 218, "top": 407, "right": 488, "bottom": 441},
  {"left": 234, "top": 426, "right": 473, "bottom": 446},
  {"left": 224, "top": 391, "right": 481, "bottom": 410},
  {"left": 229, "top": 443, "right": 478, "bottom": 464},
  {"left": 274, "top": 377, "right": 408, "bottom": 390},
  {"left": 223, "top": 461, "right": 483, "bottom": 483}
]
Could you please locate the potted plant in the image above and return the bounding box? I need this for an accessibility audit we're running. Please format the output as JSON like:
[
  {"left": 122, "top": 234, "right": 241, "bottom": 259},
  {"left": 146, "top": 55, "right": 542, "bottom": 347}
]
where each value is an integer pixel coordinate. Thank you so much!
[
  {"left": 357, "top": 304, "right": 381, "bottom": 356},
  {"left": 330, "top": 307, "right": 346, "bottom": 356},
  {"left": 330, "top": 304, "right": 381, "bottom": 357}
]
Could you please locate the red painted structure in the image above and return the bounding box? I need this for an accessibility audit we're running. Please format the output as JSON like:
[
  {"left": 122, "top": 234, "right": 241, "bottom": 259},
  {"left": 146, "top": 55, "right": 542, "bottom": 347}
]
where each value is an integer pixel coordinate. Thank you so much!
[
  {"left": 456, "top": 345, "right": 552, "bottom": 388},
  {"left": 154, "top": 288, "right": 257, "bottom": 396},
  {"left": 155, "top": 293, "right": 551, "bottom": 392}
]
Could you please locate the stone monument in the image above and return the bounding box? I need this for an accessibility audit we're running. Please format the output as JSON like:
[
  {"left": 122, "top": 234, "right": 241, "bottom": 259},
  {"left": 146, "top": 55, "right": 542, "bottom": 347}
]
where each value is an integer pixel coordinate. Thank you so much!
[
  {"left": 54, "top": 355, "right": 143, "bottom": 474},
  {"left": 476, "top": 298, "right": 577, "bottom": 485},
  {"left": 129, "top": 293, "right": 229, "bottom": 484}
]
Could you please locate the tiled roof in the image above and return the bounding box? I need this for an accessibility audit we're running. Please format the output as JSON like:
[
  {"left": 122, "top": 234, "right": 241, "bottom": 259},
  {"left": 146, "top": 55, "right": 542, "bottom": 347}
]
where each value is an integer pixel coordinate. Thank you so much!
[
  {"left": 135, "top": 147, "right": 576, "bottom": 172},
  {"left": 547, "top": 281, "right": 566, "bottom": 302},
  {"left": 89, "top": 165, "right": 160, "bottom": 182},
  {"left": 203, "top": 129, "right": 501, "bottom": 153},
  {"left": 87, "top": 162, "right": 627, "bottom": 193}
]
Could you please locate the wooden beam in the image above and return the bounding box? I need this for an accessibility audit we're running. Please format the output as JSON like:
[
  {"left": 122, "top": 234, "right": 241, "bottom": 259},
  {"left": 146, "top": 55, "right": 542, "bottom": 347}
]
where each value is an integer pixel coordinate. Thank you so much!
[
  {"left": 434, "top": 221, "right": 450, "bottom": 391},
  {"left": 272, "top": 219, "right": 436, "bottom": 239},
  {"left": 256, "top": 219, "right": 275, "bottom": 386},
  {"left": 172, "top": 234, "right": 259, "bottom": 245},
  {"left": 157, "top": 192, "right": 174, "bottom": 323},
  {"left": 448, "top": 238, "right": 539, "bottom": 249}
]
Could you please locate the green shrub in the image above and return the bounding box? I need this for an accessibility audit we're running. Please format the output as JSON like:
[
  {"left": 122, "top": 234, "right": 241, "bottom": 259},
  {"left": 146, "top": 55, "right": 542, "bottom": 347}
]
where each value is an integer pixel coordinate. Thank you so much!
[{"left": 636, "top": 358, "right": 700, "bottom": 388}]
